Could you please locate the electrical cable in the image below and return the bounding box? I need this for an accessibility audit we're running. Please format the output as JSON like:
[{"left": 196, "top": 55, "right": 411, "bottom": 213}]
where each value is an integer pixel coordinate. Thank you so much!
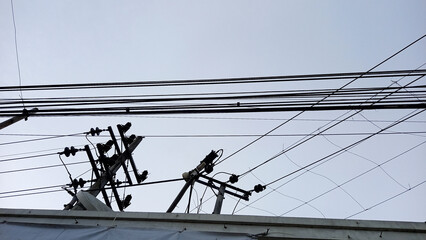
[
  {"left": 0, "top": 152, "right": 57, "bottom": 163},
  {"left": 236, "top": 75, "right": 425, "bottom": 179},
  {"left": 0, "top": 160, "right": 87, "bottom": 174},
  {"left": 277, "top": 139, "right": 426, "bottom": 216},
  {"left": 213, "top": 34, "right": 426, "bottom": 167},
  {"left": 96, "top": 114, "right": 426, "bottom": 123},
  {"left": 1, "top": 85, "right": 425, "bottom": 113},
  {"left": 2, "top": 84, "right": 425, "bottom": 110},
  {"left": 345, "top": 179, "right": 426, "bottom": 219},
  {"left": 0, "top": 178, "right": 184, "bottom": 199},
  {"left": 1, "top": 69, "right": 425, "bottom": 92},
  {"left": 0, "top": 184, "right": 65, "bottom": 195},
  {"left": 1, "top": 131, "right": 425, "bottom": 143},
  {"left": 0, "top": 132, "right": 85, "bottom": 146},
  {"left": 236, "top": 138, "right": 426, "bottom": 215},
  {"left": 249, "top": 170, "right": 326, "bottom": 218},
  {"left": 284, "top": 152, "right": 364, "bottom": 210},
  {"left": 320, "top": 135, "right": 408, "bottom": 190},
  {"left": 263, "top": 109, "right": 425, "bottom": 187}
]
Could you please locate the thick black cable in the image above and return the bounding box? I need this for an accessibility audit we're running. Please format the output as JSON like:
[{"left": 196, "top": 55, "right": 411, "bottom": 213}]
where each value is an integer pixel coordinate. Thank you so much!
[
  {"left": 1, "top": 69, "right": 425, "bottom": 92},
  {"left": 2, "top": 83, "right": 425, "bottom": 103},
  {"left": 2, "top": 87, "right": 425, "bottom": 112},
  {"left": 2, "top": 84, "right": 425, "bottom": 108},
  {"left": 1, "top": 87, "right": 425, "bottom": 114},
  {"left": 95, "top": 114, "right": 426, "bottom": 123},
  {"left": 0, "top": 103, "right": 423, "bottom": 117}
]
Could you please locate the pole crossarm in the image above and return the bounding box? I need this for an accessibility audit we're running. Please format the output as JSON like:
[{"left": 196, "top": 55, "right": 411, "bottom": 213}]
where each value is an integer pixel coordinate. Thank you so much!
[{"left": 198, "top": 175, "right": 250, "bottom": 201}]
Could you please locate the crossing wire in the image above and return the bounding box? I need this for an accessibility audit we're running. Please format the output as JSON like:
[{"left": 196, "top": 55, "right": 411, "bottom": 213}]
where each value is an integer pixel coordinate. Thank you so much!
[
  {"left": 279, "top": 140, "right": 426, "bottom": 217},
  {"left": 213, "top": 34, "right": 426, "bottom": 167},
  {"left": 263, "top": 109, "right": 425, "bottom": 187},
  {"left": 235, "top": 75, "right": 425, "bottom": 179},
  {"left": 345, "top": 179, "right": 426, "bottom": 219},
  {"left": 234, "top": 111, "right": 425, "bottom": 214}
]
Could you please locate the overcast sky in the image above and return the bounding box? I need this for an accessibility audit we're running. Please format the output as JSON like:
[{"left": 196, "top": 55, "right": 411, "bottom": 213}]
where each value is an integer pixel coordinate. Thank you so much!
[{"left": 1, "top": 1, "right": 425, "bottom": 222}]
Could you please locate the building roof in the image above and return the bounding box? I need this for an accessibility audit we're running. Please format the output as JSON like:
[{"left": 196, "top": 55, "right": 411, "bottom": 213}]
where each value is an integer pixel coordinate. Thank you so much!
[{"left": 1, "top": 208, "right": 426, "bottom": 239}]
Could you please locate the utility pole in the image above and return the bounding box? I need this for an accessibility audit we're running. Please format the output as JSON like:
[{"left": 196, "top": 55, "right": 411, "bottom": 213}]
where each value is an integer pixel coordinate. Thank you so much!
[
  {"left": 63, "top": 122, "right": 147, "bottom": 211},
  {"left": 167, "top": 150, "right": 250, "bottom": 214},
  {"left": 0, "top": 108, "right": 38, "bottom": 130},
  {"left": 166, "top": 151, "right": 217, "bottom": 213}
]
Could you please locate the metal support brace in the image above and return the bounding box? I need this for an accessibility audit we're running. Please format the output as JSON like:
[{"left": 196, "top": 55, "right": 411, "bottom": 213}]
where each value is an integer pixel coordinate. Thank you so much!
[
  {"left": 100, "top": 156, "right": 123, "bottom": 211},
  {"left": 108, "top": 126, "right": 133, "bottom": 185},
  {"left": 166, "top": 175, "right": 198, "bottom": 213},
  {"left": 85, "top": 145, "right": 111, "bottom": 208},
  {"left": 117, "top": 124, "right": 141, "bottom": 183},
  {"left": 213, "top": 184, "right": 226, "bottom": 214}
]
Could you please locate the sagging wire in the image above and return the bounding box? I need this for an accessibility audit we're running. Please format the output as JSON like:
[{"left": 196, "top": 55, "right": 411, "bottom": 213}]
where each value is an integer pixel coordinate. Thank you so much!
[
  {"left": 284, "top": 151, "right": 365, "bottom": 210},
  {"left": 320, "top": 134, "right": 408, "bottom": 190},
  {"left": 250, "top": 170, "right": 326, "bottom": 218}
]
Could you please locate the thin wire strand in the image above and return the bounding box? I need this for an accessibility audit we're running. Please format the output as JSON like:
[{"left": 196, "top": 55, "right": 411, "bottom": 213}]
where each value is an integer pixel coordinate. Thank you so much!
[
  {"left": 321, "top": 134, "right": 408, "bottom": 190},
  {"left": 279, "top": 139, "right": 426, "bottom": 217},
  {"left": 284, "top": 153, "right": 364, "bottom": 210},
  {"left": 250, "top": 170, "right": 326, "bottom": 218},
  {"left": 265, "top": 109, "right": 425, "bottom": 187},
  {"left": 10, "top": 0, "right": 24, "bottom": 107},
  {"left": 234, "top": 110, "right": 425, "bottom": 214},
  {"left": 214, "top": 34, "right": 426, "bottom": 167},
  {"left": 345, "top": 179, "right": 426, "bottom": 219}
]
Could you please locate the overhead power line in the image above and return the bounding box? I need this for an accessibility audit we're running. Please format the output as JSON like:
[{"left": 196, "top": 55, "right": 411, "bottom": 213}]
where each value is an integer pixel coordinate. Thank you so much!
[
  {"left": 0, "top": 132, "right": 85, "bottom": 146},
  {"left": 235, "top": 138, "right": 426, "bottom": 215},
  {"left": 263, "top": 109, "right": 425, "bottom": 187},
  {"left": 0, "top": 102, "right": 424, "bottom": 117},
  {"left": 0, "top": 178, "right": 184, "bottom": 199},
  {"left": 278, "top": 140, "right": 426, "bottom": 217},
  {"left": 233, "top": 73, "right": 425, "bottom": 178},
  {"left": 1, "top": 69, "right": 425, "bottom": 92},
  {"left": 0, "top": 161, "right": 87, "bottom": 175},
  {"left": 212, "top": 34, "right": 426, "bottom": 168},
  {"left": 345, "top": 179, "right": 426, "bottom": 219}
]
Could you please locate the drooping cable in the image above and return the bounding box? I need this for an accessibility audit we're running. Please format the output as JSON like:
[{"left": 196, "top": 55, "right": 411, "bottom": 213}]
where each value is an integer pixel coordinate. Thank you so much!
[{"left": 263, "top": 109, "right": 425, "bottom": 188}]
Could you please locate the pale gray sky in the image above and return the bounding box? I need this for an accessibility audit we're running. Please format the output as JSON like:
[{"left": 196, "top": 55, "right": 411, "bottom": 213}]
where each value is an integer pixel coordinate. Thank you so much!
[{"left": 1, "top": 1, "right": 425, "bottom": 222}]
